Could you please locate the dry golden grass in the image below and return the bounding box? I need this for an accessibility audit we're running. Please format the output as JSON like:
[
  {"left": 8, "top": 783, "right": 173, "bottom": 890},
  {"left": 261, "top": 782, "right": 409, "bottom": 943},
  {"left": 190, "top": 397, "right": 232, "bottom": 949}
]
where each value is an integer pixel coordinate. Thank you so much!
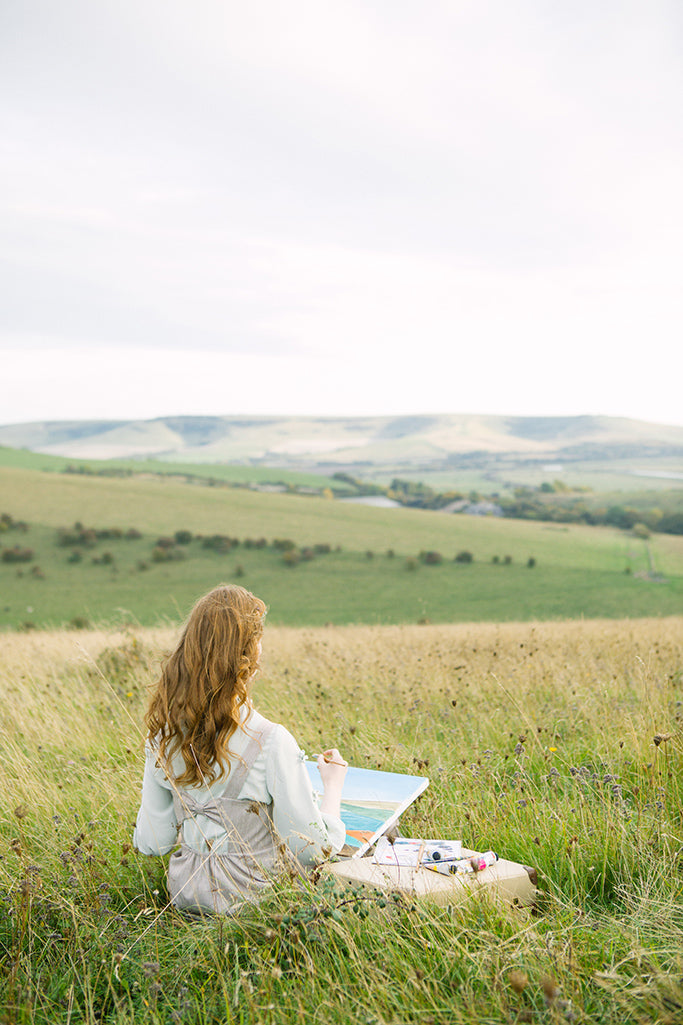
[{"left": 1, "top": 617, "right": 682, "bottom": 1024}]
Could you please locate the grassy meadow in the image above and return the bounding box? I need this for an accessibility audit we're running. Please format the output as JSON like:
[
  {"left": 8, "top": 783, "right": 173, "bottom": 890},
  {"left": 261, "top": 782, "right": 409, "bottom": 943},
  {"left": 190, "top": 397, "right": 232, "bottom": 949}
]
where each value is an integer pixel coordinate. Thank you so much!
[
  {"left": 0, "top": 446, "right": 351, "bottom": 492},
  {"left": 2, "top": 467, "right": 683, "bottom": 631},
  {"left": 1, "top": 617, "right": 682, "bottom": 1024}
]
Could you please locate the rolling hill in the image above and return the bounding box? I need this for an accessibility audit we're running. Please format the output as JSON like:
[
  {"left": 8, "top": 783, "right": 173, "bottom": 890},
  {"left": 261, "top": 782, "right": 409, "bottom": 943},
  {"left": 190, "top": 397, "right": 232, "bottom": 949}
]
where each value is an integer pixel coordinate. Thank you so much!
[{"left": 2, "top": 413, "right": 683, "bottom": 468}]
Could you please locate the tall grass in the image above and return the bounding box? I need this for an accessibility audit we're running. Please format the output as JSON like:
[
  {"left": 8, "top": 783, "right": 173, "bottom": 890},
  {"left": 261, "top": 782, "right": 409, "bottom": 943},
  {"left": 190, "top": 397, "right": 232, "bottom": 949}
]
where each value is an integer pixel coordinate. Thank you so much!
[{"left": 1, "top": 618, "right": 682, "bottom": 1023}]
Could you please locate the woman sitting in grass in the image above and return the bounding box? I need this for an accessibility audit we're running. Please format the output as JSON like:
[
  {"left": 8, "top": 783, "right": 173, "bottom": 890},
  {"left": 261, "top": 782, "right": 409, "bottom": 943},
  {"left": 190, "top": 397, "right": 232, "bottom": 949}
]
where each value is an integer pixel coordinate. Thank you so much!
[{"left": 134, "top": 583, "right": 347, "bottom": 914}]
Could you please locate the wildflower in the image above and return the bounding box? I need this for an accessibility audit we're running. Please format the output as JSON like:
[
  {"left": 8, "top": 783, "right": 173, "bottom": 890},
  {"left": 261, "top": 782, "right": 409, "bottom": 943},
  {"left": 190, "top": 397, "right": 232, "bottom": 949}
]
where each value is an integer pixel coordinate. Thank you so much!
[
  {"left": 541, "top": 975, "right": 560, "bottom": 1003},
  {"left": 508, "top": 970, "right": 528, "bottom": 993}
]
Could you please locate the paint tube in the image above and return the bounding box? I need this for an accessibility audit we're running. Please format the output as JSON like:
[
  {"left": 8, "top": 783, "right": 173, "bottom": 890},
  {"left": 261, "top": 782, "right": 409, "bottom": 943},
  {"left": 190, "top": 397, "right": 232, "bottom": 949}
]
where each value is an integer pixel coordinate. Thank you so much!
[{"left": 470, "top": 851, "right": 498, "bottom": 871}]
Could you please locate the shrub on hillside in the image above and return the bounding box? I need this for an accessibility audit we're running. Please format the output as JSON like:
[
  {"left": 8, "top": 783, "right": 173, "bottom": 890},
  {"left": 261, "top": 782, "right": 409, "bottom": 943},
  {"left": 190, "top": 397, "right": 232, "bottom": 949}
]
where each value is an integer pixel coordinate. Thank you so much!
[
  {"left": 91, "top": 553, "right": 113, "bottom": 565},
  {"left": 405, "top": 557, "right": 418, "bottom": 571},
  {"left": 202, "top": 535, "right": 232, "bottom": 553},
  {"left": 174, "top": 530, "right": 193, "bottom": 545},
  {"left": 454, "top": 550, "right": 474, "bottom": 563},
  {"left": 96, "top": 527, "right": 123, "bottom": 540},
  {"left": 2, "top": 546, "right": 34, "bottom": 564},
  {"left": 420, "top": 550, "right": 443, "bottom": 565},
  {"left": 1, "top": 513, "right": 29, "bottom": 533},
  {"left": 57, "top": 526, "right": 97, "bottom": 547},
  {"left": 273, "top": 538, "right": 296, "bottom": 551},
  {"left": 68, "top": 616, "right": 91, "bottom": 630},
  {"left": 283, "top": 549, "right": 300, "bottom": 566}
]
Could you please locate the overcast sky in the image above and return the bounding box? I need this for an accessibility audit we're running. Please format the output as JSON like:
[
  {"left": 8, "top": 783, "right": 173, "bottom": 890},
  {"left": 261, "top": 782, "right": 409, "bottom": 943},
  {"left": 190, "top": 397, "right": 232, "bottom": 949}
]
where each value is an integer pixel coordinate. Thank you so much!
[{"left": 2, "top": 0, "right": 683, "bottom": 426}]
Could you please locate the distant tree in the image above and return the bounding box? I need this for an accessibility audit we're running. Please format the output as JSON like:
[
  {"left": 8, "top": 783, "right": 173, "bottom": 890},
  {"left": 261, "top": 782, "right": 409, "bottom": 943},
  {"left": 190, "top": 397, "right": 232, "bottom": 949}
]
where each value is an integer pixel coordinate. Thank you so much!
[
  {"left": 202, "top": 535, "right": 232, "bottom": 553},
  {"left": 605, "top": 505, "right": 637, "bottom": 530},
  {"left": 454, "top": 551, "right": 473, "bottom": 563},
  {"left": 2, "top": 546, "right": 34, "bottom": 563},
  {"left": 659, "top": 513, "right": 683, "bottom": 535}
]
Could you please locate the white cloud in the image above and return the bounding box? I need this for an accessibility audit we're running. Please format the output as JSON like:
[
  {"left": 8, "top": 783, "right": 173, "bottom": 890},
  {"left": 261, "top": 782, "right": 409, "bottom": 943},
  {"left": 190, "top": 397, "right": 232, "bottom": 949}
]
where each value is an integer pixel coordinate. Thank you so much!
[{"left": 1, "top": 1, "right": 683, "bottom": 425}]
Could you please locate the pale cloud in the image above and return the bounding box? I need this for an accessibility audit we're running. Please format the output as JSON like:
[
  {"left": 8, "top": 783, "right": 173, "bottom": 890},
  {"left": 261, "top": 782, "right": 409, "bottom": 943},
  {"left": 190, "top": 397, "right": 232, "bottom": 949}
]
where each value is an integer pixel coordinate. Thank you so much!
[{"left": 1, "top": 0, "right": 682, "bottom": 426}]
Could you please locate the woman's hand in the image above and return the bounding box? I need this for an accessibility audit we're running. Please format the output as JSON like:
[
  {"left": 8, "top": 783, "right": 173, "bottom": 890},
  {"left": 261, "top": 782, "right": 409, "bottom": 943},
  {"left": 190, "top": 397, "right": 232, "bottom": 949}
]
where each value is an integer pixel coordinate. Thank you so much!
[{"left": 317, "top": 748, "right": 348, "bottom": 817}]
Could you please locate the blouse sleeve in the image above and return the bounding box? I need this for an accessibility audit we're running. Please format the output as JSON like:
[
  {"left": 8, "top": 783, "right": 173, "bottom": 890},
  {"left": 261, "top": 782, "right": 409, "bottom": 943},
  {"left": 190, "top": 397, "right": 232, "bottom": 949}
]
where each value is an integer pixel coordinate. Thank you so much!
[
  {"left": 133, "top": 744, "right": 178, "bottom": 855},
  {"left": 266, "top": 726, "right": 346, "bottom": 866}
]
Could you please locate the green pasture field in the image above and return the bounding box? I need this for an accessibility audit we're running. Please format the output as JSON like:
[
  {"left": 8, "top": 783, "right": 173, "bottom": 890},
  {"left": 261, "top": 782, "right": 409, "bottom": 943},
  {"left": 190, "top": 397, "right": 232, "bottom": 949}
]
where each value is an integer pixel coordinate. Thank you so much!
[
  {"left": 366, "top": 459, "right": 683, "bottom": 499},
  {"left": 1, "top": 467, "right": 683, "bottom": 630},
  {"left": 0, "top": 446, "right": 349, "bottom": 492},
  {"left": 481, "top": 460, "right": 683, "bottom": 495},
  {"left": 1, "top": 618, "right": 682, "bottom": 1024}
]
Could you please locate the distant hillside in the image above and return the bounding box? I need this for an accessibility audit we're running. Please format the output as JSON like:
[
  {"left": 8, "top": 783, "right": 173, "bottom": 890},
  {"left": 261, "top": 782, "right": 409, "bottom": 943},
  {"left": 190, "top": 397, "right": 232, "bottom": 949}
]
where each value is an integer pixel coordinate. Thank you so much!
[{"left": 2, "top": 413, "right": 683, "bottom": 468}]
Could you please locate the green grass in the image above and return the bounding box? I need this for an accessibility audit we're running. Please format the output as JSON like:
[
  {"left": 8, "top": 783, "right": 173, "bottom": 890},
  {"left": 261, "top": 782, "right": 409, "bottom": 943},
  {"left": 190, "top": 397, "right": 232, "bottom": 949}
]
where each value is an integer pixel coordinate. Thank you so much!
[
  {"left": 366, "top": 459, "right": 683, "bottom": 499},
  {"left": 2, "top": 467, "right": 683, "bottom": 630},
  {"left": 1, "top": 617, "right": 682, "bottom": 1023},
  {"left": 0, "top": 447, "right": 351, "bottom": 492}
]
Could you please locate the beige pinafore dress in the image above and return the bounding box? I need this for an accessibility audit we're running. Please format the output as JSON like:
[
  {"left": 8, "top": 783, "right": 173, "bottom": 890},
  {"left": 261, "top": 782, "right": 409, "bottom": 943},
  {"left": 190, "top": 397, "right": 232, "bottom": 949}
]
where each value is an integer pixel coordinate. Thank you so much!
[{"left": 167, "top": 723, "right": 287, "bottom": 914}]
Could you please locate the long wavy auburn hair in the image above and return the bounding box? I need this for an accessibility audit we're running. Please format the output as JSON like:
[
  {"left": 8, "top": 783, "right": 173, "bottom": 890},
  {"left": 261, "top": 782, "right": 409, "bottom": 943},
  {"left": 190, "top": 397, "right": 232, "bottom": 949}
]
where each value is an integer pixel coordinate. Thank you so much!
[{"left": 145, "top": 584, "right": 266, "bottom": 787}]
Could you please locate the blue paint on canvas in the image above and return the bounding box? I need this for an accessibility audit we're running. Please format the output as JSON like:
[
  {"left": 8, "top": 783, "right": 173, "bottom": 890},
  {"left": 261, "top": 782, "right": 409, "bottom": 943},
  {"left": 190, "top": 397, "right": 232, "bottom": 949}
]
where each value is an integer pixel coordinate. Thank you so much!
[{"left": 305, "top": 761, "right": 429, "bottom": 855}]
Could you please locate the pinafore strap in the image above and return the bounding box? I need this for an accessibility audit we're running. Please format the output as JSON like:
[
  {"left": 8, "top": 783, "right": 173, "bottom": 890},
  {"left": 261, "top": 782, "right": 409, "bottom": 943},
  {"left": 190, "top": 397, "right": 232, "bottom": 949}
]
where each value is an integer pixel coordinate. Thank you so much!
[
  {"left": 166, "top": 721, "right": 282, "bottom": 915},
  {"left": 172, "top": 721, "right": 275, "bottom": 829}
]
